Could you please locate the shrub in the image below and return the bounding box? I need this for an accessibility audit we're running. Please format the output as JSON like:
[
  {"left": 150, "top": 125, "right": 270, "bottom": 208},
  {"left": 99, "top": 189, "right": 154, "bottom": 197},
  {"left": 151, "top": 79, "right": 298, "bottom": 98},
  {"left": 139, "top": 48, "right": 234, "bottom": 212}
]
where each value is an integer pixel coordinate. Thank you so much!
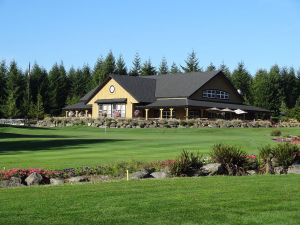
[
  {"left": 273, "top": 143, "right": 299, "bottom": 173},
  {"left": 259, "top": 143, "right": 298, "bottom": 174},
  {"left": 170, "top": 150, "right": 203, "bottom": 176},
  {"left": 210, "top": 144, "right": 247, "bottom": 175},
  {"left": 244, "top": 155, "right": 259, "bottom": 170},
  {"left": 271, "top": 130, "right": 281, "bottom": 136},
  {"left": 258, "top": 145, "right": 274, "bottom": 174}
]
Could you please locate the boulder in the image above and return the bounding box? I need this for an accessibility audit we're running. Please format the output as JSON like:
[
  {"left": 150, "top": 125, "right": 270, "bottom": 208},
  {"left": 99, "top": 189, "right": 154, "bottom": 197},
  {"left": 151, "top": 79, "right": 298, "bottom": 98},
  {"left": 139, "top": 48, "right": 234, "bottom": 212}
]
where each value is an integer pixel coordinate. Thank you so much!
[
  {"left": 130, "top": 170, "right": 153, "bottom": 179},
  {"left": 0, "top": 177, "right": 23, "bottom": 188},
  {"left": 89, "top": 175, "right": 110, "bottom": 183},
  {"left": 288, "top": 163, "right": 300, "bottom": 174},
  {"left": 201, "top": 163, "right": 223, "bottom": 176},
  {"left": 150, "top": 171, "right": 168, "bottom": 179},
  {"left": 66, "top": 176, "right": 89, "bottom": 183},
  {"left": 50, "top": 178, "right": 64, "bottom": 185},
  {"left": 247, "top": 170, "right": 257, "bottom": 175},
  {"left": 25, "top": 172, "right": 43, "bottom": 186},
  {"left": 274, "top": 166, "right": 285, "bottom": 174}
]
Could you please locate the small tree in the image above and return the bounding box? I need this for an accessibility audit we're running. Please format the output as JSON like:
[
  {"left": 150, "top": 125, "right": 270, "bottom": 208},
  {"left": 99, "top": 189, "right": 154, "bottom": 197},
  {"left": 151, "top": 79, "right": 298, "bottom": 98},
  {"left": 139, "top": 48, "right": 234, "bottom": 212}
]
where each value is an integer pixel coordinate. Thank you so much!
[
  {"left": 141, "top": 59, "right": 156, "bottom": 76},
  {"left": 115, "top": 55, "right": 127, "bottom": 75},
  {"left": 181, "top": 50, "right": 201, "bottom": 72},
  {"left": 158, "top": 57, "right": 169, "bottom": 74},
  {"left": 129, "top": 53, "right": 141, "bottom": 76},
  {"left": 35, "top": 93, "right": 45, "bottom": 119},
  {"left": 170, "top": 62, "right": 181, "bottom": 74},
  {"left": 5, "top": 90, "right": 19, "bottom": 118},
  {"left": 206, "top": 62, "right": 216, "bottom": 72}
]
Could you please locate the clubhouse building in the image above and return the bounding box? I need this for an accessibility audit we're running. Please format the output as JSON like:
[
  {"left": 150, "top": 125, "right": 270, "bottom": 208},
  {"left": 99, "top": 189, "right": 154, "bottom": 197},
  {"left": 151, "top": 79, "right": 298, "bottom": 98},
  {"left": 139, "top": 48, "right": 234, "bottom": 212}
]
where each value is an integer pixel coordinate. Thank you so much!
[{"left": 63, "top": 71, "right": 269, "bottom": 120}]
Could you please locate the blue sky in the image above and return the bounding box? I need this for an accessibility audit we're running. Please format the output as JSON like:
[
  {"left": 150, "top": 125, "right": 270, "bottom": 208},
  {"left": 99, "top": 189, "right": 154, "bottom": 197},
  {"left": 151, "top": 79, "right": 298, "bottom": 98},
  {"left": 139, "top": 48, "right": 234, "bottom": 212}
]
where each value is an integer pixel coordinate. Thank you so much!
[{"left": 0, "top": 0, "right": 299, "bottom": 74}]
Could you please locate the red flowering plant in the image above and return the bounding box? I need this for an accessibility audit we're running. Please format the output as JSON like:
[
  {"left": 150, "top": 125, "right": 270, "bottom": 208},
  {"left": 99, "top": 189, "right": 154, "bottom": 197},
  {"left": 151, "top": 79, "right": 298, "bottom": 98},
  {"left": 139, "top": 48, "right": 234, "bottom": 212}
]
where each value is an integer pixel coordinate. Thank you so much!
[{"left": 0, "top": 168, "right": 63, "bottom": 181}]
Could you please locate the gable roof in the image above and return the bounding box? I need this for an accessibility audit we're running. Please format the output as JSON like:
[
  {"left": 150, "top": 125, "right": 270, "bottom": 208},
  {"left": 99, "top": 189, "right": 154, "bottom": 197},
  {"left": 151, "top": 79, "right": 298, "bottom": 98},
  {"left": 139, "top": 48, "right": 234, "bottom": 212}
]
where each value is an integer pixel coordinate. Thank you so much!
[
  {"left": 152, "top": 71, "right": 222, "bottom": 98},
  {"left": 110, "top": 75, "right": 156, "bottom": 102},
  {"left": 80, "top": 71, "right": 237, "bottom": 104}
]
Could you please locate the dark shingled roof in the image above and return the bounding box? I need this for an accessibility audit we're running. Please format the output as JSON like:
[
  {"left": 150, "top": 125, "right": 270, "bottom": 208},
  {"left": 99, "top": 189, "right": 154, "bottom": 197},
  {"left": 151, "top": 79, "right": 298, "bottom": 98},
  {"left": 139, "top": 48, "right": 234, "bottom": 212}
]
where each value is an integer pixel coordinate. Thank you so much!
[
  {"left": 80, "top": 87, "right": 98, "bottom": 103},
  {"left": 151, "top": 71, "right": 221, "bottom": 98},
  {"left": 143, "top": 99, "right": 270, "bottom": 112},
  {"left": 63, "top": 102, "right": 92, "bottom": 110},
  {"left": 110, "top": 75, "right": 156, "bottom": 102}
]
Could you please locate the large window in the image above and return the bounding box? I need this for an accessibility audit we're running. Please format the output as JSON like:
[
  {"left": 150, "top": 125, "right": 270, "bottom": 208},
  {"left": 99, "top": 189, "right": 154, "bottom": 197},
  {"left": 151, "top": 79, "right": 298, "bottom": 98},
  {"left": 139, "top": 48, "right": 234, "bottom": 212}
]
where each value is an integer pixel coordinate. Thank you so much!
[
  {"left": 99, "top": 103, "right": 126, "bottom": 118},
  {"left": 162, "top": 110, "right": 176, "bottom": 119},
  {"left": 203, "top": 90, "right": 229, "bottom": 100}
]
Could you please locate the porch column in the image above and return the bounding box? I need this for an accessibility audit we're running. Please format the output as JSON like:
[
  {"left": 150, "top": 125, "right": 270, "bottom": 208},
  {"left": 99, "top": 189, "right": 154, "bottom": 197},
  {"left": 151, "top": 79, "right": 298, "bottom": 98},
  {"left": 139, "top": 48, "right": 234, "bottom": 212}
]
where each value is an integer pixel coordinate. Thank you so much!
[
  {"left": 75, "top": 110, "right": 78, "bottom": 117},
  {"left": 85, "top": 110, "right": 88, "bottom": 118},
  {"left": 159, "top": 108, "right": 163, "bottom": 120},
  {"left": 65, "top": 111, "right": 68, "bottom": 118},
  {"left": 200, "top": 109, "right": 203, "bottom": 118},
  {"left": 145, "top": 108, "right": 149, "bottom": 120},
  {"left": 169, "top": 108, "right": 174, "bottom": 119},
  {"left": 185, "top": 107, "right": 189, "bottom": 120}
]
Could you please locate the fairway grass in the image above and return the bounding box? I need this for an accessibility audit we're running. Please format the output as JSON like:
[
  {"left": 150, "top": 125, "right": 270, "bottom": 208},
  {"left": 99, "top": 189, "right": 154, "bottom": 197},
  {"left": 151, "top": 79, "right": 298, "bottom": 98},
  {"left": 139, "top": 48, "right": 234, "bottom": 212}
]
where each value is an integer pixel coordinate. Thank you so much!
[
  {"left": 0, "top": 175, "right": 299, "bottom": 225},
  {"left": 1, "top": 126, "right": 300, "bottom": 169}
]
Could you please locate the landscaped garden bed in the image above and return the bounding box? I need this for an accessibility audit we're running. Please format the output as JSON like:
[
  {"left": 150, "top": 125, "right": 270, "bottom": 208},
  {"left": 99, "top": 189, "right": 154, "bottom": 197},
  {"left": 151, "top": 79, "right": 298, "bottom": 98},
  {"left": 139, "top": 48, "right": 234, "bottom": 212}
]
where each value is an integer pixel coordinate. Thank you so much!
[
  {"left": 1, "top": 143, "right": 299, "bottom": 188},
  {"left": 34, "top": 117, "right": 300, "bottom": 128}
]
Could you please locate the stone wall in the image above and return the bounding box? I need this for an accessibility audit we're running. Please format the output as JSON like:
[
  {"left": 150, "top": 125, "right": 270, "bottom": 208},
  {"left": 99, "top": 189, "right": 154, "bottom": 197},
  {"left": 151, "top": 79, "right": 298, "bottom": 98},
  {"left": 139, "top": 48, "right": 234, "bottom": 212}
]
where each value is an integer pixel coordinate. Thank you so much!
[{"left": 35, "top": 117, "right": 300, "bottom": 128}]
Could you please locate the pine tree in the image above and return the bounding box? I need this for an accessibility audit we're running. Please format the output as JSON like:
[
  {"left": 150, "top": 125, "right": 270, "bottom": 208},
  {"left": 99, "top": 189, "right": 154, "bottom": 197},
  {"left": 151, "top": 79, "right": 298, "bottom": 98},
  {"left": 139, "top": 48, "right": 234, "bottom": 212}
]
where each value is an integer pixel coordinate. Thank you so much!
[
  {"left": 48, "top": 63, "right": 69, "bottom": 115},
  {"left": 141, "top": 59, "right": 157, "bottom": 76},
  {"left": 181, "top": 50, "right": 201, "bottom": 72},
  {"left": 68, "top": 66, "right": 77, "bottom": 98},
  {"left": 158, "top": 57, "right": 169, "bottom": 74},
  {"left": 170, "top": 62, "right": 181, "bottom": 74},
  {"left": 231, "top": 62, "right": 253, "bottom": 104},
  {"left": 218, "top": 63, "right": 231, "bottom": 79},
  {"left": 129, "top": 53, "right": 141, "bottom": 76},
  {"left": 206, "top": 62, "right": 216, "bottom": 72},
  {"left": 5, "top": 90, "right": 19, "bottom": 118},
  {"left": 6, "top": 61, "right": 24, "bottom": 117},
  {"left": 101, "top": 51, "right": 116, "bottom": 80},
  {"left": 0, "top": 61, "right": 7, "bottom": 117},
  {"left": 92, "top": 57, "right": 104, "bottom": 86},
  {"left": 266, "top": 65, "right": 283, "bottom": 115},
  {"left": 35, "top": 92, "right": 44, "bottom": 119},
  {"left": 115, "top": 55, "right": 127, "bottom": 75},
  {"left": 253, "top": 69, "right": 269, "bottom": 108},
  {"left": 82, "top": 64, "right": 93, "bottom": 91},
  {"left": 281, "top": 67, "right": 298, "bottom": 108}
]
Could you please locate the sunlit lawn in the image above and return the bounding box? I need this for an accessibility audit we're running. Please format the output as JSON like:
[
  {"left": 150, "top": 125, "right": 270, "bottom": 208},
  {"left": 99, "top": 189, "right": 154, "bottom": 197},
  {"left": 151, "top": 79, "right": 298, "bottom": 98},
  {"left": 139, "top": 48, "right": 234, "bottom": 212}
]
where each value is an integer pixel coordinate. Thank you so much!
[{"left": 0, "top": 126, "right": 299, "bottom": 169}]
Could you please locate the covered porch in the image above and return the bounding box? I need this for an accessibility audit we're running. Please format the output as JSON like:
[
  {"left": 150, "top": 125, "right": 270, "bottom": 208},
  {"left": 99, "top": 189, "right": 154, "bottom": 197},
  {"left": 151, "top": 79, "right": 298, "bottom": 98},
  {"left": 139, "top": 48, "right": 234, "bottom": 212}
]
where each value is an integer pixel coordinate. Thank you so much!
[
  {"left": 136, "top": 99, "right": 270, "bottom": 120},
  {"left": 63, "top": 102, "right": 92, "bottom": 118}
]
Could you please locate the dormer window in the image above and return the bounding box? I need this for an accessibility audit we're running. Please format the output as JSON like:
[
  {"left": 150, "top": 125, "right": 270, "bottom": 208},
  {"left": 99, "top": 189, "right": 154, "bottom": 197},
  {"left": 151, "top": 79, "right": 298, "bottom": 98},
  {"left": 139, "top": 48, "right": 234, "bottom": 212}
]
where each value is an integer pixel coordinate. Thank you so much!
[{"left": 203, "top": 90, "right": 229, "bottom": 100}]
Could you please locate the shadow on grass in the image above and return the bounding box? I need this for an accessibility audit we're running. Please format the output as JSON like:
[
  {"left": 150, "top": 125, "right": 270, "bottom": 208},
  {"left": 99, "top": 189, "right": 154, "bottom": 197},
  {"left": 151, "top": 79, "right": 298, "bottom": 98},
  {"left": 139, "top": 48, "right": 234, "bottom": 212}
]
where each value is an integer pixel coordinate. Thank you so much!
[
  {"left": 0, "top": 138, "right": 126, "bottom": 154},
  {"left": 0, "top": 124, "right": 54, "bottom": 130},
  {"left": 0, "top": 132, "right": 68, "bottom": 139}
]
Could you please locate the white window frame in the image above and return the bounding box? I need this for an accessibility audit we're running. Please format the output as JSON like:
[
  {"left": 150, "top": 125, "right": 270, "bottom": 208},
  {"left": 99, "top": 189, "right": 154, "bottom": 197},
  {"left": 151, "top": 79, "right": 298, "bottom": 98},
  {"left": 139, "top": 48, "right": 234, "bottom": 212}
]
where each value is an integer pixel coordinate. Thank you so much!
[
  {"left": 99, "top": 103, "right": 126, "bottom": 118},
  {"left": 203, "top": 89, "right": 229, "bottom": 100}
]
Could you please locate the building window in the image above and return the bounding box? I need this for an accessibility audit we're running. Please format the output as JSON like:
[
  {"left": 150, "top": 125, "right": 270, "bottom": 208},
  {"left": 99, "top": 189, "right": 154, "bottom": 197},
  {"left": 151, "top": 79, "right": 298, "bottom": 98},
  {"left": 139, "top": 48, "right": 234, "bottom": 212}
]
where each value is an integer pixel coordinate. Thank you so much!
[
  {"left": 162, "top": 110, "right": 176, "bottom": 119},
  {"left": 99, "top": 103, "right": 126, "bottom": 118},
  {"left": 203, "top": 90, "right": 229, "bottom": 100}
]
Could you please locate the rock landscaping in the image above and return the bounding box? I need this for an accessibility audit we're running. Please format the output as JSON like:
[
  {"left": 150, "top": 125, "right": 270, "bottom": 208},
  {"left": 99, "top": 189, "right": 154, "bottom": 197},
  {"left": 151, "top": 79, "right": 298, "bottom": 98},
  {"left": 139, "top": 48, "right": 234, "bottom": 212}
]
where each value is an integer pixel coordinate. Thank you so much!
[
  {"left": 34, "top": 117, "right": 300, "bottom": 129},
  {"left": 1, "top": 142, "right": 299, "bottom": 188}
]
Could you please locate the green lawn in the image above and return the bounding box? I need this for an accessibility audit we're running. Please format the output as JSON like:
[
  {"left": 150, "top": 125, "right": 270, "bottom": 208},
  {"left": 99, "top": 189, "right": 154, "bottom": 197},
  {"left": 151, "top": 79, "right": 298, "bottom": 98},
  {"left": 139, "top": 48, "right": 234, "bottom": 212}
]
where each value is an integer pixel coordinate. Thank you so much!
[
  {"left": 0, "top": 176, "right": 299, "bottom": 225},
  {"left": 0, "top": 126, "right": 300, "bottom": 169}
]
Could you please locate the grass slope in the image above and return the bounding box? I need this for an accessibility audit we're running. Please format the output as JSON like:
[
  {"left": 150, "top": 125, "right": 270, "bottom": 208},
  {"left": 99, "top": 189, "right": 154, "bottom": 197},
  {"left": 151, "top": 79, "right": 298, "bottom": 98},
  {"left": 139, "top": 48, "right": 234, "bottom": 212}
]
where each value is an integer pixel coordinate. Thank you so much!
[
  {"left": 0, "top": 126, "right": 300, "bottom": 169},
  {"left": 0, "top": 176, "right": 299, "bottom": 225}
]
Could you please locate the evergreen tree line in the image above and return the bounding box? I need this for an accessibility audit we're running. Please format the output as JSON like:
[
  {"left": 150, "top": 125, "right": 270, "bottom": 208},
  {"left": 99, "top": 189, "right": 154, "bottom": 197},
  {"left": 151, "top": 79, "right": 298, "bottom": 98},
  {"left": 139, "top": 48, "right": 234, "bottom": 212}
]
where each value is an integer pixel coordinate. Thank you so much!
[{"left": 0, "top": 50, "right": 300, "bottom": 119}]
